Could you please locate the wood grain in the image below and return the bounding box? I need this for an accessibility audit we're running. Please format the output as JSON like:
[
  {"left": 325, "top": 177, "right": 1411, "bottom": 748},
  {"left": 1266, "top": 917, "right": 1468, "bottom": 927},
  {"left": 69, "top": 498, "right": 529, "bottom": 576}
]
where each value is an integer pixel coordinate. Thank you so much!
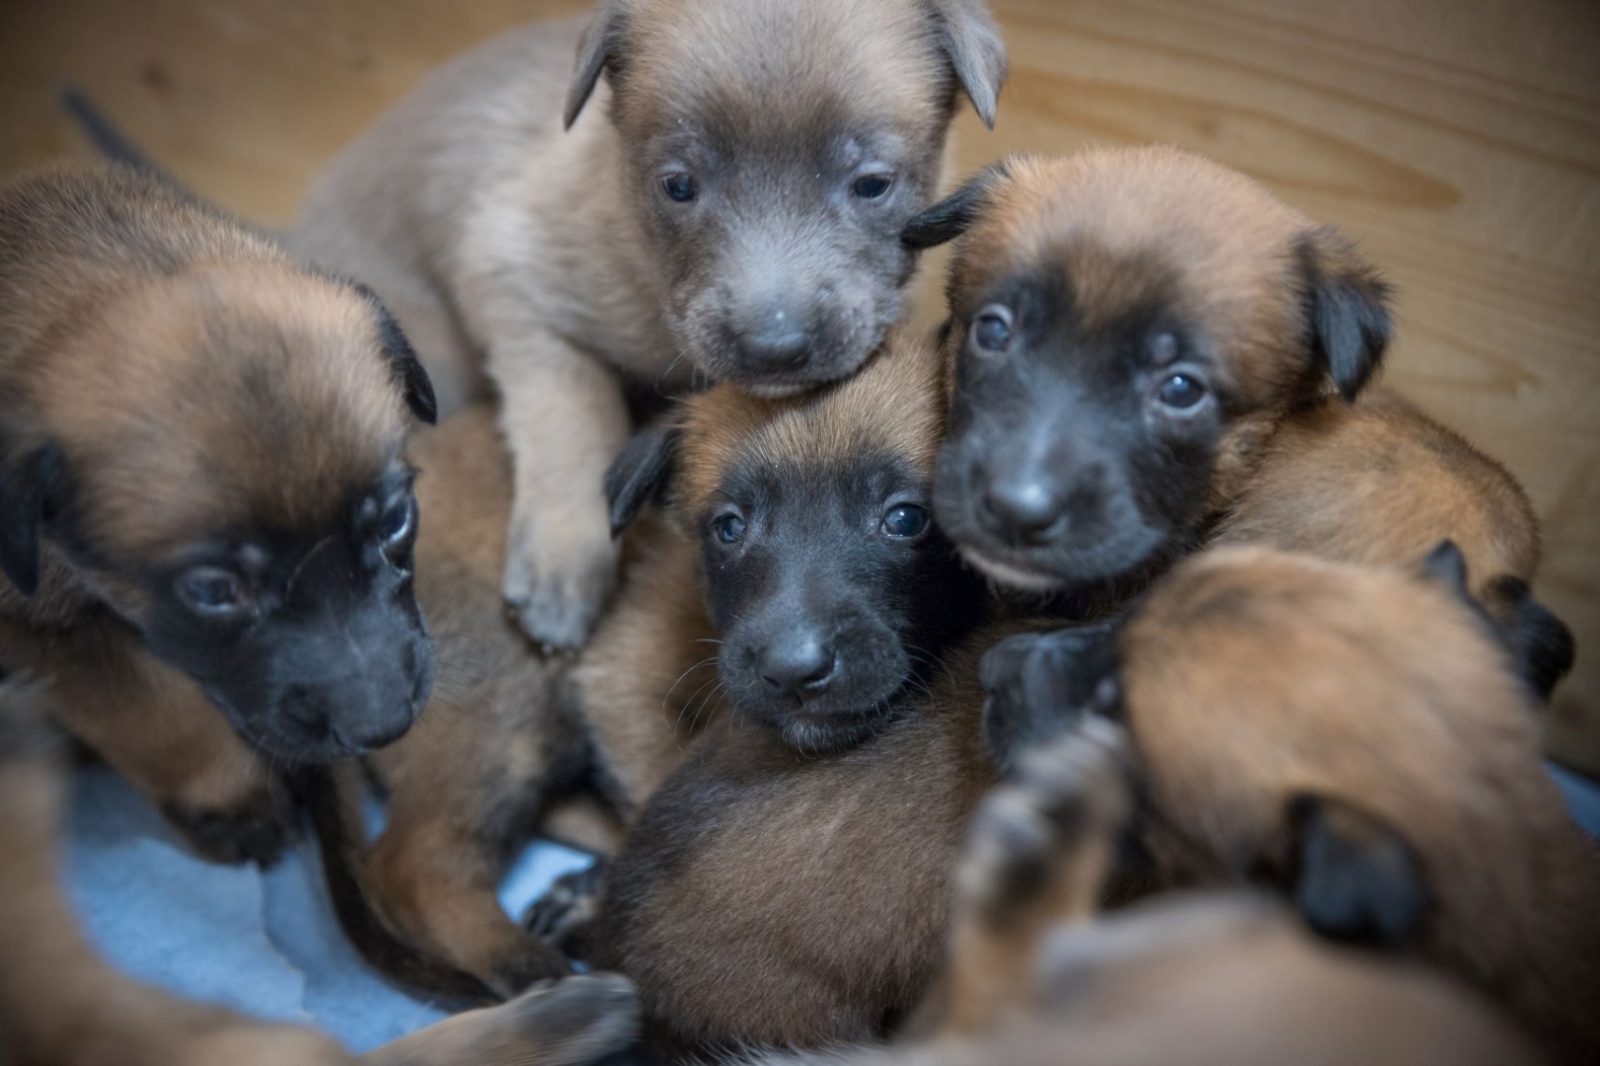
[{"left": 2, "top": 0, "right": 1596, "bottom": 771}]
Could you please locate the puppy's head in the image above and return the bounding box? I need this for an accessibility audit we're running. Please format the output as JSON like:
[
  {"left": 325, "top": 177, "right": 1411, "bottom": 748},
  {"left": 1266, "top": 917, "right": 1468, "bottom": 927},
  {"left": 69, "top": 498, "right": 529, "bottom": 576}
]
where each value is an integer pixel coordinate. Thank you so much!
[
  {"left": 906, "top": 149, "right": 1392, "bottom": 591},
  {"left": 0, "top": 266, "right": 437, "bottom": 763},
  {"left": 607, "top": 333, "right": 984, "bottom": 753},
  {"left": 568, "top": 0, "right": 1006, "bottom": 396}
]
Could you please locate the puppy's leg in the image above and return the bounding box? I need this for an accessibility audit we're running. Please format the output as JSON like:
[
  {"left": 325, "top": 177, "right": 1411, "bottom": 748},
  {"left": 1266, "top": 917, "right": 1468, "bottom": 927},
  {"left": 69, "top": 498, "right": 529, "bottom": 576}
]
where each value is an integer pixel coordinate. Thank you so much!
[
  {"left": 494, "top": 333, "right": 632, "bottom": 651},
  {"left": 524, "top": 862, "right": 607, "bottom": 963},
  {"left": 3, "top": 620, "right": 291, "bottom": 865},
  {"left": 0, "top": 681, "right": 352, "bottom": 1066},
  {"left": 364, "top": 973, "right": 638, "bottom": 1066},
  {"left": 919, "top": 719, "right": 1131, "bottom": 1038},
  {"left": 358, "top": 676, "right": 580, "bottom": 998}
]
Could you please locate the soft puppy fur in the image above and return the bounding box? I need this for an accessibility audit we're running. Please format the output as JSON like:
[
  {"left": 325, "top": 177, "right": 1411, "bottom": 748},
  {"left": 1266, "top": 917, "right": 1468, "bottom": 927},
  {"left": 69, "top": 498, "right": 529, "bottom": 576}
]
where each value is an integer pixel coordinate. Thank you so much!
[
  {"left": 0, "top": 679, "right": 639, "bottom": 1066},
  {"left": 0, "top": 165, "right": 435, "bottom": 862},
  {"left": 322, "top": 333, "right": 984, "bottom": 1001},
  {"left": 904, "top": 149, "right": 1546, "bottom": 621},
  {"left": 730, "top": 723, "right": 1546, "bottom": 1066},
  {"left": 983, "top": 546, "right": 1600, "bottom": 1063},
  {"left": 289, "top": 0, "right": 1006, "bottom": 650}
]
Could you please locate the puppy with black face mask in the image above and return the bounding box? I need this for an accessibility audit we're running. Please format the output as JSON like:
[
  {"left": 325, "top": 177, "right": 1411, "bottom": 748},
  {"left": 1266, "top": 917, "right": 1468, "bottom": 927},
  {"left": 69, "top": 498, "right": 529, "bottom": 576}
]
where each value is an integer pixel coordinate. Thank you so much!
[
  {"left": 0, "top": 164, "right": 436, "bottom": 863},
  {"left": 904, "top": 148, "right": 1565, "bottom": 694},
  {"left": 311, "top": 333, "right": 986, "bottom": 1002},
  {"left": 288, "top": 0, "right": 1007, "bottom": 651}
]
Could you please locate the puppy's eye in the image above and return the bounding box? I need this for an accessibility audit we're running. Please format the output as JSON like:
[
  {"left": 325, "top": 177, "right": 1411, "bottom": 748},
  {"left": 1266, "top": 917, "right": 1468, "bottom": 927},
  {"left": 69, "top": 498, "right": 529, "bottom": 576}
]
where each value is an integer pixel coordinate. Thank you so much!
[
  {"left": 1157, "top": 372, "right": 1208, "bottom": 410},
  {"left": 851, "top": 173, "right": 894, "bottom": 200},
  {"left": 661, "top": 172, "right": 698, "bottom": 203},
  {"left": 713, "top": 513, "right": 747, "bottom": 545},
  {"left": 880, "top": 504, "right": 930, "bottom": 539},
  {"left": 176, "top": 566, "right": 248, "bottom": 619},
  {"left": 970, "top": 305, "right": 1014, "bottom": 355},
  {"left": 377, "top": 495, "right": 415, "bottom": 547}
]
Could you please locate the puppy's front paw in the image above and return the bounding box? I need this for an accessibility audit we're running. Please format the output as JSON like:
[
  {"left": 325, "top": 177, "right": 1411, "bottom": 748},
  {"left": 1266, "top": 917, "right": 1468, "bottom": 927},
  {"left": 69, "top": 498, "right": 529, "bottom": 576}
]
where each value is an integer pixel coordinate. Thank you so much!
[
  {"left": 502, "top": 509, "right": 618, "bottom": 653},
  {"left": 160, "top": 777, "right": 296, "bottom": 866},
  {"left": 979, "top": 622, "right": 1121, "bottom": 774},
  {"left": 959, "top": 719, "right": 1131, "bottom": 922},
  {"left": 524, "top": 863, "right": 605, "bottom": 960}
]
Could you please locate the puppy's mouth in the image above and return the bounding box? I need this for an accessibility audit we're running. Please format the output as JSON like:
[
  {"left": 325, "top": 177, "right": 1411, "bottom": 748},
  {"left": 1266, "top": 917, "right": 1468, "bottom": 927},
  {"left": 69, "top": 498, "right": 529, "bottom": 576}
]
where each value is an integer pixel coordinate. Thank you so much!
[
  {"left": 954, "top": 521, "right": 1172, "bottom": 593},
  {"left": 959, "top": 546, "right": 1067, "bottom": 593},
  {"left": 774, "top": 700, "right": 902, "bottom": 755}
]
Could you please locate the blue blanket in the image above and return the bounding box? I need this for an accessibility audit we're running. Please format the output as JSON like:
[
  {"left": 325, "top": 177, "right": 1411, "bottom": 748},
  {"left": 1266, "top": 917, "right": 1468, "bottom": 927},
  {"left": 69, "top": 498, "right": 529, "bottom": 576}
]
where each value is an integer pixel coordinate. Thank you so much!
[{"left": 65, "top": 762, "right": 1600, "bottom": 1053}]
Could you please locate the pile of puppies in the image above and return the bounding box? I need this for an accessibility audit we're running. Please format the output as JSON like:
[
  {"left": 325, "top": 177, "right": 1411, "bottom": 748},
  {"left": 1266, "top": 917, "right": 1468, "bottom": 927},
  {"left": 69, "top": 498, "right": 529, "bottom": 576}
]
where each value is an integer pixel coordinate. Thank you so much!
[{"left": 0, "top": 2, "right": 1594, "bottom": 1065}]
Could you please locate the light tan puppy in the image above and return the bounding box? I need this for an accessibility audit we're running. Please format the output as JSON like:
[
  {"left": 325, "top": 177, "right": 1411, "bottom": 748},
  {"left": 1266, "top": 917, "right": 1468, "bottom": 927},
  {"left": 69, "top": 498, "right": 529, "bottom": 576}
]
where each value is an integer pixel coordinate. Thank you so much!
[
  {"left": 0, "top": 679, "right": 640, "bottom": 1066},
  {"left": 288, "top": 0, "right": 1007, "bottom": 650}
]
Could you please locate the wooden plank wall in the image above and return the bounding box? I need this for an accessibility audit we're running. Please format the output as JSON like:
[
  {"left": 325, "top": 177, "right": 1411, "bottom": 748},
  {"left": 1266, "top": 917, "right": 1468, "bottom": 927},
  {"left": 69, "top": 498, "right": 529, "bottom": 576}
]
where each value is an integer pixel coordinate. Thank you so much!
[{"left": 3, "top": 0, "right": 1597, "bottom": 771}]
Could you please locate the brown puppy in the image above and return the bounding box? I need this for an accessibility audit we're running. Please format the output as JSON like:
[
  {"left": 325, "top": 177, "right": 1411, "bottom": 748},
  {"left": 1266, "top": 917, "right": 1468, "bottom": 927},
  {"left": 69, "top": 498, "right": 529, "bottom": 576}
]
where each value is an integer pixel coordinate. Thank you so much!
[
  {"left": 903, "top": 148, "right": 1567, "bottom": 691},
  {"left": 983, "top": 546, "right": 1600, "bottom": 1063},
  {"left": 321, "top": 333, "right": 985, "bottom": 1000},
  {"left": 0, "top": 681, "right": 640, "bottom": 1066},
  {"left": 0, "top": 164, "right": 435, "bottom": 864},
  {"left": 730, "top": 723, "right": 1546, "bottom": 1066},
  {"left": 288, "top": 0, "right": 1007, "bottom": 650}
]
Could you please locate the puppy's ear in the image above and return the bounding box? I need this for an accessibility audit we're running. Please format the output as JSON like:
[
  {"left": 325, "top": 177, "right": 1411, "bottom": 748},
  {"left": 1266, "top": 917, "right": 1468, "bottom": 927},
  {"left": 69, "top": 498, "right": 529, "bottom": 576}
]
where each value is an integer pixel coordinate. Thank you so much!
[
  {"left": 565, "top": 0, "right": 630, "bottom": 130},
  {"left": 0, "top": 442, "right": 66, "bottom": 598},
  {"left": 1296, "top": 228, "right": 1392, "bottom": 402},
  {"left": 605, "top": 423, "right": 679, "bottom": 537},
  {"left": 903, "top": 160, "right": 1012, "bottom": 250},
  {"left": 1478, "top": 574, "right": 1576, "bottom": 703},
  {"left": 1419, "top": 539, "right": 1471, "bottom": 600},
  {"left": 926, "top": 0, "right": 1009, "bottom": 128},
  {"left": 353, "top": 283, "right": 438, "bottom": 425},
  {"left": 1288, "top": 794, "right": 1426, "bottom": 945}
]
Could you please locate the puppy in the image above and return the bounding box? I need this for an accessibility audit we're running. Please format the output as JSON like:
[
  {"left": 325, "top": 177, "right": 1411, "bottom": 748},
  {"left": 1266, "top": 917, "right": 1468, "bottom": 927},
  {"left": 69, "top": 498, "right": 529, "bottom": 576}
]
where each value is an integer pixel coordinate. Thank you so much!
[
  {"left": 319, "top": 332, "right": 985, "bottom": 1001},
  {"left": 729, "top": 723, "right": 1546, "bottom": 1066},
  {"left": 983, "top": 546, "right": 1600, "bottom": 1063},
  {"left": 0, "top": 164, "right": 436, "bottom": 863},
  {"left": 288, "top": 0, "right": 1007, "bottom": 650},
  {"left": 0, "top": 677, "right": 646, "bottom": 1066},
  {"left": 904, "top": 148, "right": 1563, "bottom": 688}
]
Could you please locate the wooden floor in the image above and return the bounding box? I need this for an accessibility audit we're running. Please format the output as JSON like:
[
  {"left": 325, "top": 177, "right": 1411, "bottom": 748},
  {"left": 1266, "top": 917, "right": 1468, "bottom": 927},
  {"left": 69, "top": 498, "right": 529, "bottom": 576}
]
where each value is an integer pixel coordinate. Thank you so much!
[{"left": 3, "top": 0, "right": 1598, "bottom": 771}]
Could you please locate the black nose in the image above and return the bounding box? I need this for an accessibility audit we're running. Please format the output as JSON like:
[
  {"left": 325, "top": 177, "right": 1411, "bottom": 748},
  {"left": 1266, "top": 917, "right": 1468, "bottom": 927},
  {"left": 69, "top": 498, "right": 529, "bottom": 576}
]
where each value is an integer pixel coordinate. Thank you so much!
[
  {"left": 980, "top": 477, "right": 1064, "bottom": 545},
  {"left": 759, "top": 632, "right": 838, "bottom": 698},
  {"left": 333, "top": 716, "right": 413, "bottom": 752},
  {"left": 738, "top": 327, "right": 813, "bottom": 372}
]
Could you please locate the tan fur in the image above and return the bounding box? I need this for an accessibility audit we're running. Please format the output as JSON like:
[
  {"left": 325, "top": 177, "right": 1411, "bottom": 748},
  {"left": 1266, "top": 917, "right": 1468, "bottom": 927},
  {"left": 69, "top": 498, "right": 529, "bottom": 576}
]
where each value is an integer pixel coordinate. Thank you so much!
[
  {"left": 0, "top": 164, "right": 413, "bottom": 861},
  {"left": 578, "top": 326, "right": 948, "bottom": 815},
  {"left": 941, "top": 147, "right": 1539, "bottom": 595},
  {"left": 1118, "top": 547, "right": 1600, "bottom": 1061},
  {"left": 288, "top": 0, "right": 998, "bottom": 650}
]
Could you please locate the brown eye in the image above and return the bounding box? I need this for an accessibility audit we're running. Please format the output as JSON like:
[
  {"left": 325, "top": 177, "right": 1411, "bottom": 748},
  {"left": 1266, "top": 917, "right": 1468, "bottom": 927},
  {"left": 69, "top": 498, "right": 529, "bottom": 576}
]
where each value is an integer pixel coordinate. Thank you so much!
[
  {"left": 661, "top": 172, "right": 697, "bottom": 203},
  {"left": 1157, "top": 372, "right": 1207, "bottom": 410},
  {"left": 177, "top": 566, "right": 248, "bottom": 619},
  {"left": 971, "top": 305, "right": 1013, "bottom": 354},
  {"left": 714, "top": 513, "right": 746, "bottom": 544},
  {"left": 851, "top": 174, "right": 894, "bottom": 200}
]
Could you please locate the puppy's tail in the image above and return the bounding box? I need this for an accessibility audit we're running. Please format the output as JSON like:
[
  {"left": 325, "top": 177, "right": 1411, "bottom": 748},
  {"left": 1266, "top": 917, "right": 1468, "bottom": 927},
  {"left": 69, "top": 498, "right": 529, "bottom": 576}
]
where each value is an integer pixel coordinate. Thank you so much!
[
  {"left": 295, "top": 764, "right": 499, "bottom": 1006},
  {"left": 55, "top": 85, "right": 176, "bottom": 180}
]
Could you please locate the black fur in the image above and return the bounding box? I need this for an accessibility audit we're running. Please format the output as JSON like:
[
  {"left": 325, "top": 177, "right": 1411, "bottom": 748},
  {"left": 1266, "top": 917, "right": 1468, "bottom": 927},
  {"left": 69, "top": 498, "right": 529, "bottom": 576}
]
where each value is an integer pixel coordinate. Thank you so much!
[
  {"left": 351, "top": 283, "right": 437, "bottom": 425},
  {"left": 1289, "top": 794, "right": 1426, "bottom": 945},
  {"left": 902, "top": 160, "right": 1011, "bottom": 249},
  {"left": 605, "top": 424, "right": 680, "bottom": 535},
  {"left": 978, "top": 621, "right": 1122, "bottom": 775},
  {"left": 1296, "top": 229, "right": 1393, "bottom": 402},
  {"left": 0, "top": 443, "right": 65, "bottom": 598},
  {"left": 1483, "top": 575, "right": 1577, "bottom": 703}
]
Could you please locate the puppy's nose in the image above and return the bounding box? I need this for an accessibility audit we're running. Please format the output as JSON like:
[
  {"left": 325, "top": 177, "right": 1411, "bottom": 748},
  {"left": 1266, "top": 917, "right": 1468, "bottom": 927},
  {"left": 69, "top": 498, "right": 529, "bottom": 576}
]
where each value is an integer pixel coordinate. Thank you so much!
[
  {"left": 334, "top": 715, "right": 413, "bottom": 753},
  {"left": 738, "top": 326, "right": 813, "bottom": 372},
  {"left": 980, "top": 477, "right": 1064, "bottom": 545},
  {"left": 759, "top": 632, "right": 838, "bottom": 698}
]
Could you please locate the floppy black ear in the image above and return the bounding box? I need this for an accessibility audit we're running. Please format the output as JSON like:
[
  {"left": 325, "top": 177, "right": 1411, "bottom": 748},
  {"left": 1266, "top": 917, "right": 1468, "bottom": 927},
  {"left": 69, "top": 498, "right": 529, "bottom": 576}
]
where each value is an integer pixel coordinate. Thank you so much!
[
  {"left": 0, "top": 443, "right": 66, "bottom": 598},
  {"left": 903, "top": 160, "right": 1012, "bottom": 250},
  {"left": 926, "top": 0, "right": 1009, "bottom": 129},
  {"left": 605, "top": 423, "right": 679, "bottom": 536},
  {"left": 352, "top": 284, "right": 437, "bottom": 425},
  {"left": 1288, "top": 794, "right": 1426, "bottom": 946},
  {"left": 1296, "top": 228, "right": 1392, "bottom": 402},
  {"left": 1477, "top": 574, "right": 1576, "bottom": 703},
  {"left": 565, "top": 0, "right": 630, "bottom": 130}
]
